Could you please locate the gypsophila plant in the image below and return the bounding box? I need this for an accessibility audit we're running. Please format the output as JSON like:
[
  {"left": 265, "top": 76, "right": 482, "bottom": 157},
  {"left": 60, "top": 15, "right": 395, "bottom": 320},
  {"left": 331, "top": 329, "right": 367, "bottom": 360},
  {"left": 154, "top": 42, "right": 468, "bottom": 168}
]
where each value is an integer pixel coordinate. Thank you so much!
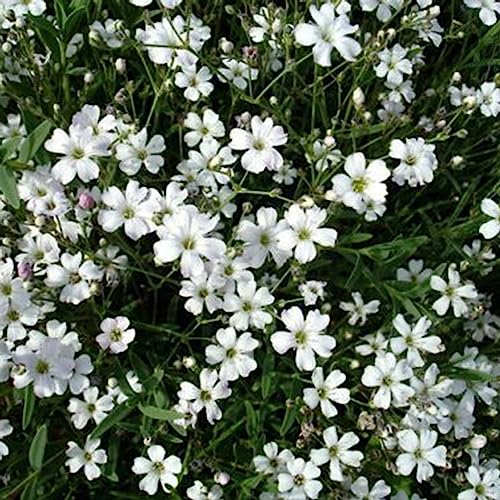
[{"left": 0, "top": 0, "right": 499, "bottom": 498}]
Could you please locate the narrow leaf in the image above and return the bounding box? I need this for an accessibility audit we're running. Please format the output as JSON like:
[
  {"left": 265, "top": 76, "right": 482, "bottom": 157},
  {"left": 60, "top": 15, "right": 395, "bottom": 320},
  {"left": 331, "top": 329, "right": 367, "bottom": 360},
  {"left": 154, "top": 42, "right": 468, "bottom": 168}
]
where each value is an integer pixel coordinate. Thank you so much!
[
  {"left": 22, "top": 387, "right": 35, "bottom": 430},
  {"left": 29, "top": 424, "right": 48, "bottom": 470},
  {"left": 0, "top": 166, "right": 20, "bottom": 209},
  {"left": 19, "top": 120, "right": 53, "bottom": 163}
]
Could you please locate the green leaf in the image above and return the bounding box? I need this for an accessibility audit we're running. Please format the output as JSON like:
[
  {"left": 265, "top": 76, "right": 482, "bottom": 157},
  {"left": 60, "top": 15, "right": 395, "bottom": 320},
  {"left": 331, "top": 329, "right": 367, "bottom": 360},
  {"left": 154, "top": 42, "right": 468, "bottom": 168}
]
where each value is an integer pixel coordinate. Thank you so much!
[
  {"left": 19, "top": 120, "right": 53, "bottom": 164},
  {"left": 0, "top": 165, "right": 20, "bottom": 209},
  {"left": 90, "top": 403, "right": 134, "bottom": 439},
  {"left": 244, "top": 401, "right": 258, "bottom": 437},
  {"left": 20, "top": 477, "right": 38, "bottom": 500},
  {"left": 29, "top": 424, "right": 48, "bottom": 470},
  {"left": 63, "top": 7, "right": 87, "bottom": 41},
  {"left": 279, "top": 406, "right": 297, "bottom": 436},
  {"left": 138, "top": 404, "right": 180, "bottom": 422},
  {"left": 22, "top": 387, "right": 36, "bottom": 430},
  {"left": 28, "top": 15, "right": 61, "bottom": 61}
]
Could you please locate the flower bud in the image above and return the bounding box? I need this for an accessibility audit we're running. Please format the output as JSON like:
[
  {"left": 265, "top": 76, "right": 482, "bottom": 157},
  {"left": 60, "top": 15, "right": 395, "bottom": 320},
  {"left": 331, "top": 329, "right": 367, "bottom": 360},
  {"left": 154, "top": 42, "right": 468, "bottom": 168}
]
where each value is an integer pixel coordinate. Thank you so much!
[
  {"left": 17, "top": 262, "right": 33, "bottom": 280},
  {"left": 115, "top": 58, "right": 126, "bottom": 74},
  {"left": 469, "top": 434, "right": 487, "bottom": 449},
  {"left": 78, "top": 191, "right": 96, "bottom": 209},
  {"left": 352, "top": 87, "right": 365, "bottom": 108},
  {"left": 219, "top": 37, "right": 234, "bottom": 54},
  {"left": 451, "top": 71, "right": 462, "bottom": 83},
  {"left": 214, "top": 471, "right": 230, "bottom": 485}
]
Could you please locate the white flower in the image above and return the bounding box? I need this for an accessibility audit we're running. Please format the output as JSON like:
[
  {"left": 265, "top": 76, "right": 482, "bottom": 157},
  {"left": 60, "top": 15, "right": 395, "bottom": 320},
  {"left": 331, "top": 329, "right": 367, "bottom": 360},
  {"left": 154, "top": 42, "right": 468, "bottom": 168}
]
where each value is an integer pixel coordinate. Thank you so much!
[
  {"left": 360, "top": 0, "right": 403, "bottom": 22},
  {"left": 205, "top": 327, "right": 259, "bottom": 381},
  {"left": 458, "top": 465, "right": 500, "bottom": 500},
  {"left": 395, "top": 429, "right": 446, "bottom": 483},
  {"left": 277, "top": 458, "right": 323, "bottom": 499},
  {"left": 271, "top": 307, "right": 335, "bottom": 371},
  {"left": 154, "top": 206, "right": 226, "bottom": 277},
  {"left": 339, "top": 292, "right": 380, "bottom": 326},
  {"left": 278, "top": 205, "right": 338, "bottom": 264},
  {"left": 180, "top": 270, "right": 224, "bottom": 315},
  {"left": 479, "top": 198, "right": 500, "bottom": 239},
  {"left": 68, "top": 386, "right": 114, "bottom": 429},
  {"left": 237, "top": 207, "right": 291, "bottom": 268},
  {"left": 44, "top": 125, "right": 110, "bottom": 184},
  {"left": 430, "top": 264, "right": 477, "bottom": 317},
  {"left": 132, "top": 445, "right": 182, "bottom": 495},
  {"left": 45, "top": 252, "right": 103, "bottom": 305},
  {"left": 184, "top": 109, "right": 225, "bottom": 148},
  {"left": 361, "top": 352, "right": 414, "bottom": 409},
  {"left": 0, "top": 419, "right": 13, "bottom": 460},
  {"left": 150, "top": 182, "right": 188, "bottom": 228},
  {"left": 229, "top": 116, "right": 287, "bottom": 174},
  {"left": 96, "top": 316, "right": 136, "bottom": 354},
  {"left": 115, "top": 129, "right": 165, "bottom": 175},
  {"left": 464, "top": 0, "right": 500, "bottom": 26},
  {"left": 310, "top": 426, "right": 363, "bottom": 482},
  {"left": 253, "top": 442, "right": 294, "bottom": 476},
  {"left": 177, "top": 368, "right": 231, "bottom": 424},
  {"left": 136, "top": 16, "right": 205, "bottom": 67},
  {"left": 186, "top": 480, "right": 224, "bottom": 499},
  {"left": 477, "top": 82, "right": 500, "bottom": 117},
  {"left": 175, "top": 65, "right": 213, "bottom": 101},
  {"left": 389, "top": 137, "right": 438, "bottom": 187},
  {"left": 303, "top": 367, "right": 350, "bottom": 417},
  {"left": 396, "top": 259, "right": 432, "bottom": 283},
  {"left": 99, "top": 181, "right": 157, "bottom": 241},
  {"left": 350, "top": 476, "right": 391, "bottom": 499},
  {"left": 0, "top": 258, "right": 30, "bottom": 309},
  {"left": 223, "top": 279, "right": 274, "bottom": 331},
  {"left": 294, "top": 3, "right": 361, "bottom": 65},
  {"left": 13, "top": 337, "right": 76, "bottom": 398},
  {"left": 355, "top": 331, "right": 388, "bottom": 357},
  {"left": 218, "top": 58, "right": 258, "bottom": 90},
  {"left": 65, "top": 438, "right": 107, "bottom": 481},
  {"left": 299, "top": 280, "right": 327, "bottom": 306},
  {"left": 329, "top": 153, "right": 390, "bottom": 211},
  {"left": 375, "top": 44, "right": 413, "bottom": 85},
  {"left": 390, "top": 314, "right": 443, "bottom": 368}
]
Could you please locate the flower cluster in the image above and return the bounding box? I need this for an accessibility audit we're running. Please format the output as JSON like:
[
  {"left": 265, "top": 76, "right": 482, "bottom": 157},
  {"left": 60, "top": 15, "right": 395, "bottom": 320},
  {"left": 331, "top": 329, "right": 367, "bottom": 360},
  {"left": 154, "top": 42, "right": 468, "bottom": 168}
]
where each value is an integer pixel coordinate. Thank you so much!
[{"left": 0, "top": 0, "right": 498, "bottom": 499}]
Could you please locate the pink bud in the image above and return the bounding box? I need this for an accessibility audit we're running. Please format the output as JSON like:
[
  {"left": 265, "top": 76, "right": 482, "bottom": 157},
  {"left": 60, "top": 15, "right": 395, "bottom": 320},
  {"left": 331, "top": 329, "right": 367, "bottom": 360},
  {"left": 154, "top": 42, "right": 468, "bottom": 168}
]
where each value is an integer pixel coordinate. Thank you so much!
[
  {"left": 17, "top": 262, "right": 33, "bottom": 280},
  {"left": 78, "top": 191, "right": 96, "bottom": 209}
]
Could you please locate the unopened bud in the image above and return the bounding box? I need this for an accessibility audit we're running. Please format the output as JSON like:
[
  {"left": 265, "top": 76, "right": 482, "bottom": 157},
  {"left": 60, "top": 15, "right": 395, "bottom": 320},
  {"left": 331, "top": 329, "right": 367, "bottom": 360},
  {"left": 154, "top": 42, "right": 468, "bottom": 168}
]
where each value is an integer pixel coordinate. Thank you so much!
[
  {"left": 214, "top": 471, "right": 230, "bottom": 485},
  {"left": 219, "top": 37, "right": 234, "bottom": 54},
  {"left": 352, "top": 87, "right": 365, "bottom": 108},
  {"left": 469, "top": 434, "right": 487, "bottom": 449},
  {"left": 115, "top": 58, "right": 126, "bottom": 74},
  {"left": 78, "top": 191, "right": 96, "bottom": 209},
  {"left": 17, "top": 262, "right": 33, "bottom": 280}
]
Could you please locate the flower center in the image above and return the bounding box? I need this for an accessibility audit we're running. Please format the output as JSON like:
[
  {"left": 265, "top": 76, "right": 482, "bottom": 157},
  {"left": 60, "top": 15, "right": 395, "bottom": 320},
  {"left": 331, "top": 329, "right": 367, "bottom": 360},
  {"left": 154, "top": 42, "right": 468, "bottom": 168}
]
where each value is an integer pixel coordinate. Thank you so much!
[
  {"left": 260, "top": 232, "right": 271, "bottom": 246},
  {"left": 152, "top": 461, "right": 165, "bottom": 473},
  {"left": 200, "top": 389, "right": 212, "bottom": 401},
  {"left": 295, "top": 330, "right": 307, "bottom": 345},
  {"left": 253, "top": 139, "right": 266, "bottom": 151},
  {"left": 242, "top": 301, "right": 253, "bottom": 312},
  {"left": 294, "top": 474, "right": 305, "bottom": 486},
  {"left": 72, "top": 147, "right": 85, "bottom": 160},
  {"left": 352, "top": 177, "right": 367, "bottom": 193},
  {"left": 405, "top": 154, "right": 417, "bottom": 166},
  {"left": 298, "top": 229, "right": 310, "bottom": 241},
  {"left": 122, "top": 206, "right": 136, "bottom": 219},
  {"left": 183, "top": 238, "right": 195, "bottom": 250},
  {"left": 110, "top": 328, "right": 122, "bottom": 342},
  {"left": 35, "top": 360, "right": 49, "bottom": 374}
]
